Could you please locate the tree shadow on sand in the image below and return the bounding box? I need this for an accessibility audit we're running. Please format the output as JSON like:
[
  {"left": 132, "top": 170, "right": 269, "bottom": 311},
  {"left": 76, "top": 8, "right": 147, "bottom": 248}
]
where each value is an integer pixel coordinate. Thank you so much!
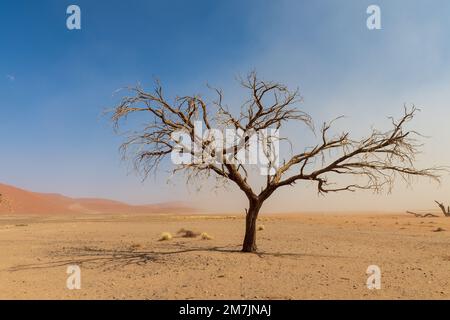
[{"left": 8, "top": 243, "right": 349, "bottom": 272}]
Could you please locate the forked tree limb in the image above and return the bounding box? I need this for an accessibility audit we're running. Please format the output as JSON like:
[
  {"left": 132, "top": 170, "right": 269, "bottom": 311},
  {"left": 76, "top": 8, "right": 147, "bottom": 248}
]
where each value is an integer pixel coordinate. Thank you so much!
[{"left": 434, "top": 200, "right": 450, "bottom": 217}]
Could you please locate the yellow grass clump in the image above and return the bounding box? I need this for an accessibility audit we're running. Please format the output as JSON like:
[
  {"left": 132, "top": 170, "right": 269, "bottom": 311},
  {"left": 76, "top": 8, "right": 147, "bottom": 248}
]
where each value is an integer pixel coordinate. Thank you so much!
[
  {"left": 200, "top": 232, "right": 213, "bottom": 240},
  {"left": 258, "top": 225, "right": 265, "bottom": 231},
  {"left": 159, "top": 232, "right": 173, "bottom": 241}
]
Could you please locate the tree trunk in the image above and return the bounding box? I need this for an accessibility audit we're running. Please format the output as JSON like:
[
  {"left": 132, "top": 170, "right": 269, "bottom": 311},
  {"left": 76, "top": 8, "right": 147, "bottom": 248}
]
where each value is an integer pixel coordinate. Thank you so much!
[{"left": 242, "top": 201, "right": 262, "bottom": 253}]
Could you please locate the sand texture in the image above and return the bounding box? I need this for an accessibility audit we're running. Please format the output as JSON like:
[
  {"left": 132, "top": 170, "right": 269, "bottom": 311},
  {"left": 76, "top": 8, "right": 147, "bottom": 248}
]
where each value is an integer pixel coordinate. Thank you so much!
[{"left": 0, "top": 213, "right": 450, "bottom": 299}]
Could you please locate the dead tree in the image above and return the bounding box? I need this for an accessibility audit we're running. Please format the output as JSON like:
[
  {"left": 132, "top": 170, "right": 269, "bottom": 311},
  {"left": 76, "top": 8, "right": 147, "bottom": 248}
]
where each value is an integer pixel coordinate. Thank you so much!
[
  {"left": 435, "top": 200, "right": 450, "bottom": 217},
  {"left": 110, "top": 72, "right": 441, "bottom": 252},
  {"left": 406, "top": 211, "right": 439, "bottom": 218}
]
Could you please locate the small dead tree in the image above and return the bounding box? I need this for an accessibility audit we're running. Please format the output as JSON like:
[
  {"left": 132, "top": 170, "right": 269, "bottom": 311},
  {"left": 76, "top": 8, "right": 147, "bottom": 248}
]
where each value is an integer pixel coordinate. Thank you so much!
[
  {"left": 110, "top": 72, "right": 441, "bottom": 252},
  {"left": 435, "top": 200, "right": 450, "bottom": 217},
  {"left": 407, "top": 201, "right": 450, "bottom": 218},
  {"left": 406, "top": 211, "right": 438, "bottom": 218}
]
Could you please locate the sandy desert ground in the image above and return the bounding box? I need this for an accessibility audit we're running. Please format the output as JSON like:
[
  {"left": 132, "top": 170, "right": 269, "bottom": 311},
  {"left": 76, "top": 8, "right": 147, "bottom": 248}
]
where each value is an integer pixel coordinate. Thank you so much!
[{"left": 1, "top": 213, "right": 450, "bottom": 299}]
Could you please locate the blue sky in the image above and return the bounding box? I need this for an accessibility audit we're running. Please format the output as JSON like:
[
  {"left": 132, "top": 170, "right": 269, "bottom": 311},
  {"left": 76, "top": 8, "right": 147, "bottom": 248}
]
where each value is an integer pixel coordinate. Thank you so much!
[{"left": 1, "top": 0, "right": 450, "bottom": 212}]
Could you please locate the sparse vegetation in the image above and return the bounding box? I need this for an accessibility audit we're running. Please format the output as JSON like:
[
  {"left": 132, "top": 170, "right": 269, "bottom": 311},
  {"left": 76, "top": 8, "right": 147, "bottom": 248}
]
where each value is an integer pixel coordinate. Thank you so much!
[
  {"left": 257, "top": 225, "right": 265, "bottom": 231},
  {"left": 406, "top": 211, "right": 438, "bottom": 218},
  {"left": 407, "top": 200, "right": 450, "bottom": 218},
  {"left": 177, "top": 228, "right": 199, "bottom": 238},
  {"left": 435, "top": 200, "right": 450, "bottom": 217},
  {"left": 200, "top": 232, "right": 213, "bottom": 240},
  {"left": 159, "top": 232, "right": 172, "bottom": 241}
]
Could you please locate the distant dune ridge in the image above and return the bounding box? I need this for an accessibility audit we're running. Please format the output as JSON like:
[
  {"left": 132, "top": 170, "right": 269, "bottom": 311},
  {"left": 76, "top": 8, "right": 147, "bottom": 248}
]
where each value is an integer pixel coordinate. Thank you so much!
[{"left": 0, "top": 183, "right": 194, "bottom": 215}]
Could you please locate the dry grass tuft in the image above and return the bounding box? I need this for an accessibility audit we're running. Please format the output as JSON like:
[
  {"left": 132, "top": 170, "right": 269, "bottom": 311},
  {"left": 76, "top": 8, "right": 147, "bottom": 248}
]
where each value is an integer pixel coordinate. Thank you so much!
[
  {"left": 200, "top": 232, "right": 213, "bottom": 240},
  {"left": 258, "top": 225, "right": 265, "bottom": 231},
  {"left": 159, "top": 232, "right": 173, "bottom": 241}
]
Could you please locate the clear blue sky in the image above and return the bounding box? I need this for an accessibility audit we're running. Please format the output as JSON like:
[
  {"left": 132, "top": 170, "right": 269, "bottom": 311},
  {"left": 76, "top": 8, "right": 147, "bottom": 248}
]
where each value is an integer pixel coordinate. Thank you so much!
[{"left": 1, "top": 0, "right": 450, "bottom": 212}]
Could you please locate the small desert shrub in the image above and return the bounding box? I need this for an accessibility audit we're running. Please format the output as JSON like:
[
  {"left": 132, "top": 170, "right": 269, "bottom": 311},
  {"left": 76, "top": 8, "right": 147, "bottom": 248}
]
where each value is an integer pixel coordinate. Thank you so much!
[
  {"left": 257, "top": 225, "right": 265, "bottom": 231},
  {"left": 200, "top": 232, "right": 213, "bottom": 240},
  {"left": 177, "top": 228, "right": 199, "bottom": 238},
  {"left": 159, "top": 232, "right": 173, "bottom": 241},
  {"left": 183, "top": 230, "right": 199, "bottom": 238}
]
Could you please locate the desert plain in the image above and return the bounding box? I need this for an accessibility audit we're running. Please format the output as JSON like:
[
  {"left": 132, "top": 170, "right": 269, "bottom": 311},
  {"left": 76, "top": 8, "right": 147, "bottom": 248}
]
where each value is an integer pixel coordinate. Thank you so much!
[{"left": 1, "top": 212, "right": 450, "bottom": 299}]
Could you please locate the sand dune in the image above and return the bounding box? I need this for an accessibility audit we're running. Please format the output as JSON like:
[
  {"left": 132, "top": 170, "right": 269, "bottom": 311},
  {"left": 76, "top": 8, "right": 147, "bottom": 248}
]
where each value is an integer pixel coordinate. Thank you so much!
[{"left": 0, "top": 183, "right": 193, "bottom": 215}]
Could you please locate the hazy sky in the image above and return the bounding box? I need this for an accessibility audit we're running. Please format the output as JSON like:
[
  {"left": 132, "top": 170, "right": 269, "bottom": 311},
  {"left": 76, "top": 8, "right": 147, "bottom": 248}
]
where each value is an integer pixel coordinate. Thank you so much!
[{"left": 1, "top": 0, "right": 450, "bottom": 213}]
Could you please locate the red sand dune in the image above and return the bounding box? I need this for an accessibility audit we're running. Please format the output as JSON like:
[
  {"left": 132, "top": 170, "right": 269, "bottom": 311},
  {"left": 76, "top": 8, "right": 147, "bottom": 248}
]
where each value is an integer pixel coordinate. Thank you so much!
[{"left": 0, "top": 183, "right": 194, "bottom": 215}]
